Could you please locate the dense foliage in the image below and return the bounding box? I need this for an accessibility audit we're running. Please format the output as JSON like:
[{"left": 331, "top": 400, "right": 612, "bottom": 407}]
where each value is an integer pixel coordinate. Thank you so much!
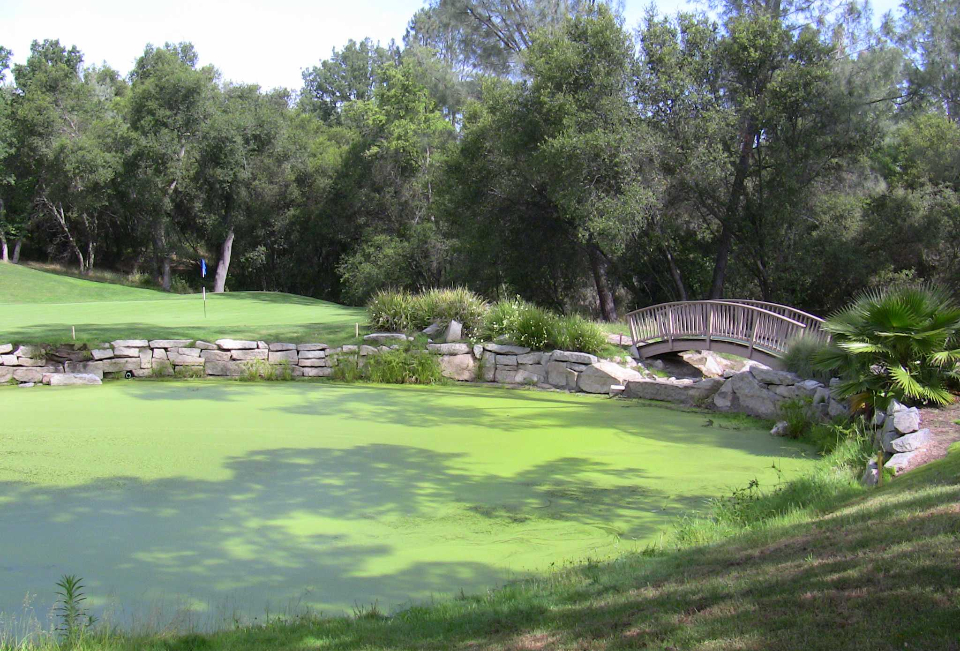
[
  {"left": 816, "top": 284, "right": 960, "bottom": 409},
  {"left": 1, "top": 0, "right": 958, "bottom": 320}
]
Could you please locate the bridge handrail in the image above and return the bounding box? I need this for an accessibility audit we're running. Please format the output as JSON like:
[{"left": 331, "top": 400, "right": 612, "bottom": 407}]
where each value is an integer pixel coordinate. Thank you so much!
[
  {"left": 714, "top": 300, "right": 825, "bottom": 326},
  {"left": 625, "top": 300, "right": 825, "bottom": 358}
]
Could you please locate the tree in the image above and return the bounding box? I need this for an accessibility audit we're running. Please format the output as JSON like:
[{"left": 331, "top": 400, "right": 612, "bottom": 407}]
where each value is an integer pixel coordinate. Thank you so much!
[
  {"left": 300, "top": 39, "right": 396, "bottom": 122},
  {"left": 127, "top": 42, "right": 216, "bottom": 290},
  {"left": 0, "top": 45, "right": 17, "bottom": 262}
]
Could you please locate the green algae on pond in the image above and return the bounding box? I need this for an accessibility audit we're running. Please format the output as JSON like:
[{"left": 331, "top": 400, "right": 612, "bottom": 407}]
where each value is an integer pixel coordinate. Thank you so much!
[{"left": 0, "top": 381, "right": 814, "bottom": 626}]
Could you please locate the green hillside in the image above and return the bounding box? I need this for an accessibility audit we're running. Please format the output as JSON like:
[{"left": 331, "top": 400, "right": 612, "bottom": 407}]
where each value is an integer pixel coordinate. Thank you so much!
[{"left": 0, "top": 264, "right": 367, "bottom": 345}]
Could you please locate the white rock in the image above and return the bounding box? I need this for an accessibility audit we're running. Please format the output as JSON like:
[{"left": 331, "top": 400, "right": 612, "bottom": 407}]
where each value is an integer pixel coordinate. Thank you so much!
[
  {"left": 812, "top": 387, "right": 831, "bottom": 405},
  {"left": 64, "top": 361, "right": 104, "bottom": 378},
  {"left": 359, "top": 345, "right": 379, "bottom": 356},
  {"left": 91, "top": 349, "right": 115, "bottom": 360},
  {"left": 0, "top": 367, "right": 12, "bottom": 383},
  {"left": 861, "top": 460, "right": 879, "bottom": 487},
  {"left": 257, "top": 341, "right": 268, "bottom": 350},
  {"left": 111, "top": 347, "right": 139, "bottom": 358},
  {"left": 551, "top": 350, "right": 599, "bottom": 365},
  {"left": 884, "top": 451, "right": 916, "bottom": 475},
  {"left": 204, "top": 361, "right": 246, "bottom": 376},
  {"left": 268, "top": 350, "right": 299, "bottom": 364},
  {"left": 18, "top": 382, "right": 36, "bottom": 388},
  {"left": 139, "top": 348, "right": 153, "bottom": 369},
  {"left": 153, "top": 348, "right": 169, "bottom": 360},
  {"left": 195, "top": 340, "right": 219, "bottom": 350},
  {"left": 828, "top": 399, "right": 850, "bottom": 419},
  {"left": 519, "top": 364, "right": 545, "bottom": 380},
  {"left": 269, "top": 342, "right": 298, "bottom": 351},
  {"left": 16, "top": 358, "right": 47, "bottom": 367},
  {"left": 427, "top": 343, "right": 471, "bottom": 355},
  {"left": 13, "top": 345, "right": 41, "bottom": 358},
  {"left": 444, "top": 320, "right": 463, "bottom": 343},
  {"left": 167, "top": 353, "right": 204, "bottom": 367},
  {"left": 473, "top": 344, "right": 484, "bottom": 359},
  {"left": 1, "top": 355, "right": 18, "bottom": 365},
  {"left": 546, "top": 361, "right": 568, "bottom": 387},
  {"left": 887, "top": 399, "right": 907, "bottom": 415},
  {"left": 297, "top": 343, "right": 329, "bottom": 351},
  {"left": 216, "top": 339, "right": 258, "bottom": 350},
  {"left": 230, "top": 349, "right": 268, "bottom": 361},
  {"left": 176, "top": 347, "right": 201, "bottom": 356},
  {"left": 439, "top": 354, "right": 477, "bottom": 381},
  {"left": 484, "top": 343, "right": 531, "bottom": 355},
  {"left": 364, "top": 333, "right": 408, "bottom": 344},
  {"left": 110, "top": 340, "right": 149, "bottom": 348},
  {"left": 578, "top": 361, "right": 645, "bottom": 394},
  {"left": 298, "top": 358, "right": 329, "bottom": 367},
  {"left": 893, "top": 407, "right": 921, "bottom": 434},
  {"left": 0, "top": 344, "right": 11, "bottom": 354},
  {"left": 713, "top": 371, "right": 784, "bottom": 420},
  {"left": 771, "top": 421, "right": 790, "bottom": 437},
  {"left": 517, "top": 352, "right": 543, "bottom": 365},
  {"left": 480, "top": 351, "right": 496, "bottom": 381},
  {"left": 298, "top": 350, "right": 326, "bottom": 359},
  {"left": 149, "top": 340, "right": 193, "bottom": 349},
  {"left": 495, "top": 368, "right": 541, "bottom": 384},
  {"left": 891, "top": 429, "right": 930, "bottom": 453},
  {"left": 102, "top": 358, "right": 143, "bottom": 372},
  {"left": 302, "top": 367, "right": 333, "bottom": 377},
  {"left": 625, "top": 377, "right": 724, "bottom": 406},
  {"left": 341, "top": 345, "right": 358, "bottom": 353},
  {"left": 751, "top": 368, "right": 801, "bottom": 385},
  {"left": 496, "top": 355, "right": 518, "bottom": 367},
  {"left": 50, "top": 373, "right": 102, "bottom": 386},
  {"left": 200, "top": 350, "right": 231, "bottom": 362},
  {"left": 13, "top": 368, "right": 44, "bottom": 383}
]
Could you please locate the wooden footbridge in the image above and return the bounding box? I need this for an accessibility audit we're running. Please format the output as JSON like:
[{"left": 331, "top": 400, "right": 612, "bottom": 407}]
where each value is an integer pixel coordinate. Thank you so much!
[{"left": 626, "top": 300, "right": 827, "bottom": 369}]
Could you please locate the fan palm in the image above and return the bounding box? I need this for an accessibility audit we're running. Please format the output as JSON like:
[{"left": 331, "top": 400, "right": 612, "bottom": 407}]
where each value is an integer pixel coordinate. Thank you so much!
[{"left": 815, "top": 283, "right": 960, "bottom": 410}]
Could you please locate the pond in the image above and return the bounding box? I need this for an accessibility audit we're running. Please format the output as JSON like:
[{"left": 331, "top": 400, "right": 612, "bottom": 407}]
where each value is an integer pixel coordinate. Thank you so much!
[{"left": 0, "top": 381, "right": 814, "bottom": 630}]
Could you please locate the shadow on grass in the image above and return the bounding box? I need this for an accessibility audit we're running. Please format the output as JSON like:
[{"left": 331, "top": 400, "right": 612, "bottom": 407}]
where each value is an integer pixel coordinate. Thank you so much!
[{"left": 0, "top": 442, "right": 687, "bottom": 631}]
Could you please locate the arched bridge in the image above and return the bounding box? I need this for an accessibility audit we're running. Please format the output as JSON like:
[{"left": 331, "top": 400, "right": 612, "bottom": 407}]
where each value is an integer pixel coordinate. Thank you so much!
[{"left": 625, "top": 300, "right": 827, "bottom": 369}]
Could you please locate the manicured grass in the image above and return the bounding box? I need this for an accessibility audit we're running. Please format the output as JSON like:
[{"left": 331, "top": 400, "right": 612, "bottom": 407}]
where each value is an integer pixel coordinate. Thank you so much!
[
  {"left": 0, "top": 381, "right": 814, "bottom": 635},
  {"left": 0, "top": 264, "right": 367, "bottom": 345}
]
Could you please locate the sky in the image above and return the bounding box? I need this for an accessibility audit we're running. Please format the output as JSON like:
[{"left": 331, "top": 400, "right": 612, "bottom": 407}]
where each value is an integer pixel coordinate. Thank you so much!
[{"left": 1, "top": 0, "right": 903, "bottom": 92}]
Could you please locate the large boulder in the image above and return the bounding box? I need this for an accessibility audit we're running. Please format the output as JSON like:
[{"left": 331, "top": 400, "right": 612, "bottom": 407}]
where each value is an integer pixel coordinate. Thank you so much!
[
  {"left": 713, "top": 371, "right": 784, "bottom": 419},
  {"left": 444, "top": 320, "right": 463, "bottom": 343},
  {"left": 439, "top": 354, "right": 477, "bottom": 381},
  {"left": 427, "top": 343, "right": 471, "bottom": 355},
  {"left": 884, "top": 451, "right": 916, "bottom": 475},
  {"left": 891, "top": 428, "right": 930, "bottom": 453},
  {"left": 480, "top": 351, "right": 497, "bottom": 381},
  {"left": 49, "top": 373, "right": 102, "bottom": 386},
  {"left": 550, "top": 350, "right": 599, "bottom": 365},
  {"left": 578, "top": 362, "right": 645, "bottom": 394},
  {"left": 517, "top": 352, "right": 543, "bottom": 365},
  {"left": 624, "top": 377, "right": 724, "bottom": 406},
  {"left": 64, "top": 361, "right": 104, "bottom": 378},
  {"left": 893, "top": 407, "right": 921, "bottom": 434},
  {"left": 484, "top": 343, "right": 531, "bottom": 355},
  {"left": 495, "top": 367, "right": 541, "bottom": 384},
  {"left": 216, "top": 339, "right": 258, "bottom": 350},
  {"left": 750, "top": 368, "right": 801, "bottom": 386},
  {"left": 204, "top": 361, "right": 246, "bottom": 376},
  {"left": 230, "top": 349, "right": 268, "bottom": 361},
  {"left": 679, "top": 351, "right": 728, "bottom": 378}
]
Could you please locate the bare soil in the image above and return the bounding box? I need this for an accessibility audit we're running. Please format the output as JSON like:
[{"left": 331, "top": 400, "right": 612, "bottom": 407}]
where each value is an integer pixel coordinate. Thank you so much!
[{"left": 910, "top": 402, "right": 960, "bottom": 471}]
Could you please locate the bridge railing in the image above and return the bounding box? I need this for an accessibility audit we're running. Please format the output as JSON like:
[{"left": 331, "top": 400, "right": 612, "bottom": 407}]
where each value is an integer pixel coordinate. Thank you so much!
[{"left": 625, "top": 300, "right": 827, "bottom": 358}]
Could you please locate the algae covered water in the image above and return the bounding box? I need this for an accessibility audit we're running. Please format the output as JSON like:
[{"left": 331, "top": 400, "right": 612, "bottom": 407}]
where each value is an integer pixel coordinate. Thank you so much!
[{"left": 0, "top": 381, "right": 814, "bottom": 627}]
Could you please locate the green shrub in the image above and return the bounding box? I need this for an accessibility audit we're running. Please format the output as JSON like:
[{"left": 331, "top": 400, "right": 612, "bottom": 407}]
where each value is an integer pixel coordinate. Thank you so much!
[
  {"left": 332, "top": 353, "right": 364, "bottom": 382},
  {"left": 815, "top": 283, "right": 960, "bottom": 410},
  {"left": 782, "top": 335, "right": 832, "bottom": 382},
  {"left": 482, "top": 298, "right": 606, "bottom": 354},
  {"left": 365, "top": 348, "right": 444, "bottom": 385},
  {"left": 368, "top": 287, "right": 487, "bottom": 336},
  {"left": 239, "top": 359, "right": 293, "bottom": 381},
  {"left": 777, "top": 397, "right": 817, "bottom": 439}
]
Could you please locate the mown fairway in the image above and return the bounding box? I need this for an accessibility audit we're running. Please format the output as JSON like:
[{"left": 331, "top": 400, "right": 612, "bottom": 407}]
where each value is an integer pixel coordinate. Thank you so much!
[
  {"left": 0, "top": 264, "right": 366, "bottom": 344},
  {"left": 0, "top": 381, "right": 814, "bottom": 627}
]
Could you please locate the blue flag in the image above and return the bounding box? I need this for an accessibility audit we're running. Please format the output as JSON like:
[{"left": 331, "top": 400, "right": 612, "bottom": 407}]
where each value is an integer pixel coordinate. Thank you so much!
[{"left": 201, "top": 259, "right": 207, "bottom": 278}]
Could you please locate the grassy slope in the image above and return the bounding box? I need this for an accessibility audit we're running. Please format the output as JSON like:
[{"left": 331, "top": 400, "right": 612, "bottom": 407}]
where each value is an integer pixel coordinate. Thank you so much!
[
  {"left": 16, "top": 444, "right": 958, "bottom": 651},
  {"left": 0, "top": 264, "right": 367, "bottom": 345}
]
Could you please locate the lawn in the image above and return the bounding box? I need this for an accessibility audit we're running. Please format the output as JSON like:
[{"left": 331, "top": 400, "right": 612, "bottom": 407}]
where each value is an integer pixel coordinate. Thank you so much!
[
  {"left": 0, "top": 381, "right": 814, "bottom": 632},
  {"left": 0, "top": 264, "right": 367, "bottom": 345}
]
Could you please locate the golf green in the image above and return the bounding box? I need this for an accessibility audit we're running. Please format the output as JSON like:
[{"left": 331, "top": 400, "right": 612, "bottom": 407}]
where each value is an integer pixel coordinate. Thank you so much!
[{"left": 0, "top": 381, "right": 814, "bottom": 627}]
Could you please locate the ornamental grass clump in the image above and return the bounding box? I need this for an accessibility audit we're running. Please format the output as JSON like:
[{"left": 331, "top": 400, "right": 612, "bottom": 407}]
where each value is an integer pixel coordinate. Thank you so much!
[
  {"left": 368, "top": 287, "right": 487, "bottom": 335},
  {"left": 815, "top": 283, "right": 960, "bottom": 410},
  {"left": 482, "top": 298, "right": 606, "bottom": 355}
]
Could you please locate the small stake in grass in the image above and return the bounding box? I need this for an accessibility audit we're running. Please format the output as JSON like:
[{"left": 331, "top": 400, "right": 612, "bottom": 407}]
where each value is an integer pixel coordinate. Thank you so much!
[
  {"left": 356, "top": 322, "right": 359, "bottom": 338},
  {"left": 71, "top": 326, "right": 75, "bottom": 340}
]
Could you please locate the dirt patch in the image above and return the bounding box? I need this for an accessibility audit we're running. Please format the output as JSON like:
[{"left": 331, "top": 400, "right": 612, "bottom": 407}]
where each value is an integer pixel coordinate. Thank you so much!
[{"left": 907, "top": 402, "right": 960, "bottom": 472}]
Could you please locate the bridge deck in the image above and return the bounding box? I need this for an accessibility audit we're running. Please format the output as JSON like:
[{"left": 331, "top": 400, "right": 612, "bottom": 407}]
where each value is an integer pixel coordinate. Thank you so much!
[{"left": 625, "top": 300, "right": 826, "bottom": 368}]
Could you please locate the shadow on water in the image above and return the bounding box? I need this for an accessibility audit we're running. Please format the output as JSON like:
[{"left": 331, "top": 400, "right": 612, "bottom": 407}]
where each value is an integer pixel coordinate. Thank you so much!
[{"left": 0, "top": 441, "right": 690, "bottom": 629}]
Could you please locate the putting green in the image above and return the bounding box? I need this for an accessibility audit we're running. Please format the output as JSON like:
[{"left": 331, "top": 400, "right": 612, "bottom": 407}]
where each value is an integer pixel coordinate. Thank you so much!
[
  {"left": 0, "top": 263, "right": 366, "bottom": 344},
  {"left": 0, "top": 381, "right": 814, "bottom": 626}
]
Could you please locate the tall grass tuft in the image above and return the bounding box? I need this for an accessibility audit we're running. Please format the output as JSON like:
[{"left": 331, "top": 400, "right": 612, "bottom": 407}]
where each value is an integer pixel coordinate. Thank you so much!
[
  {"left": 782, "top": 335, "right": 832, "bottom": 382},
  {"left": 368, "top": 288, "right": 487, "bottom": 335},
  {"left": 482, "top": 298, "right": 606, "bottom": 354}
]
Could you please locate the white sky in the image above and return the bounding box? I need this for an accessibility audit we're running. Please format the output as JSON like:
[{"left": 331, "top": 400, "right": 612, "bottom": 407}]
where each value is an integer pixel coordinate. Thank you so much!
[{"left": 1, "top": 0, "right": 902, "bottom": 91}]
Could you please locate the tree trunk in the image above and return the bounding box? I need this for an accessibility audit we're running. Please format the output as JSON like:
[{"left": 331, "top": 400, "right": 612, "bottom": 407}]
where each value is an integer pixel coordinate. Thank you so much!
[
  {"left": 1, "top": 234, "right": 7, "bottom": 263},
  {"left": 213, "top": 228, "right": 235, "bottom": 293},
  {"left": 709, "top": 121, "right": 758, "bottom": 299},
  {"left": 12, "top": 239, "right": 21, "bottom": 264},
  {"left": 664, "top": 245, "right": 688, "bottom": 301},
  {"left": 162, "top": 257, "right": 172, "bottom": 292},
  {"left": 588, "top": 245, "right": 618, "bottom": 322}
]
